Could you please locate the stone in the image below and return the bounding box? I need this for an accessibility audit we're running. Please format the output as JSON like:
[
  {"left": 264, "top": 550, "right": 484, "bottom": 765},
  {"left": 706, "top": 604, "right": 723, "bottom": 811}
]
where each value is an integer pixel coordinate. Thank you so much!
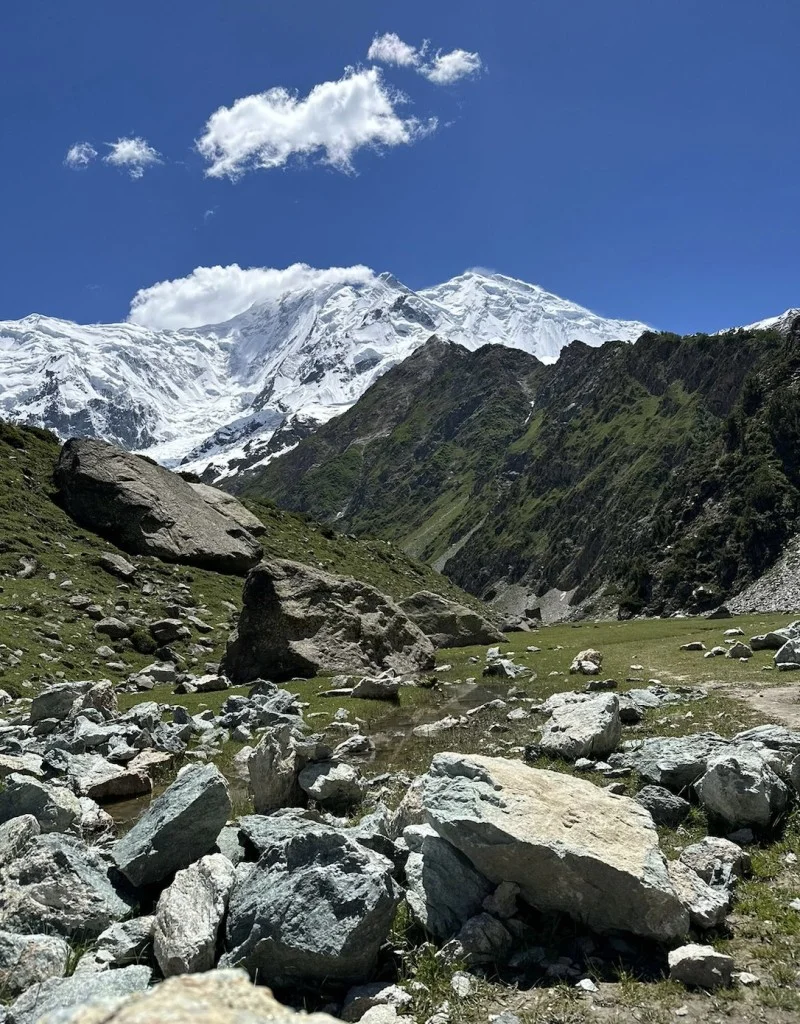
[
  {"left": 298, "top": 761, "right": 364, "bottom": 811},
  {"left": 112, "top": 764, "right": 231, "bottom": 887},
  {"left": 678, "top": 837, "right": 750, "bottom": 887},
  {"left": 0, "top": 775, "right": 81, "bottom": 834},
  {"left": 667, "top": 860, "right": 730, "bottom": 929},
  {"left": 569, "top": 649, "right": 602, "bottom": 674},
  {"left": 34, "top": 970, "right": 340, "bottom": 1024},
  {"left": 668, "top": 944, "right": 733, "bottom": 989},
  {"left": 539, "top": 694, "right": 621, "bottom": 760},
  {"left": 30, "top": 682, "right": 92, "bottom": 724},
  {"left": 0, "top": 834, "right": 134, "bottom": 939},
  {"left": 6, "top": 965, "right": 151, "bottom": 1024},
  {"left": 74, "top": 917, "right": 155, "bottom": 974},
  {"left": 223, "top": 820, "right": 399, "bottom": 987},
  {"left": 62, "top": 754, "right": 151, "bottom": 803},
  {"left": 456, "top": 912, "right": 513, "bottom": 965},
  {"left": 248, "top": 726, "right": 303, "bottom": 814},
  {"left": 680, "top": 642, "right": 706, "bottom": 651},
  {"left": 55, "top": 438, "right": 262, "bottom": 575},
  {"left": 0, "top": 754, "right": 45, "bottom": 781},
  {"left": 352, "top": 676, "right": 401, "bottom": 700},
  {"left": 695, "top": 748, "right": 789, "bottom": 830},
  {"left": 775, "top": 637, "right": 800, "bottom": 668},
  {"left": 221, "top": 558, "right": 435, "bottom": 683},
  {"left": 342, "top": 983, "right": 413, "bottom": 1022},
  {"left": 188, "top": 483, "right": 267, "bottom": 536},
  {"left": 483, "top": 881, "right": 520, "bottom": 919},
  {"left": 634, "top": 786, "right": 691, "bottom": 827},
  {"left": 154, "top": 854, "right": 235, "bottom": 977},
  {"left": 398, "top": 591, "right": 504, "bottom": 649},
  {"left": 149, "top": 619, "right": 191, "bottom": 644},
  {"left": 94, "top": 618, "right": 132, "bottom": 641},
  {"left": 614, "top": 733, "right": 729, "bottom": 790},
  {"left": 194, "top": 674, "right": 228, "bottom": 693},
  {"left": 751, "top": 630, "right": 795, "bottom": 651},
  {"left": 419, "top": 753, "right": 688, "bottom": 941},
  {"left": 0, "top": 931, "right": 69, "bottom": 997},
  {"left": 98, "top": 553, "right": 137, "bottom": 580},
  {"left": 402, "top": 824, "right": 493, "bottom": 940},
  {"left": 0, "top": 815, "right": 40, "bottom": 866},
  {"left": 412, "top": 715, "right": 465, "bottom": 739},
  {"left": 725, "top": 641, "right": 752, "bottom": 659}
]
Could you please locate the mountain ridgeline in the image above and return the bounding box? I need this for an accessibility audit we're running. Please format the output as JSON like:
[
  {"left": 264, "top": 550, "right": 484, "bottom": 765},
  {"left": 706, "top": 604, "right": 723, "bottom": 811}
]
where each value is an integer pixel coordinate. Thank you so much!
[{"left": 231, "top": 319, "right": 800, "bottom": 618}]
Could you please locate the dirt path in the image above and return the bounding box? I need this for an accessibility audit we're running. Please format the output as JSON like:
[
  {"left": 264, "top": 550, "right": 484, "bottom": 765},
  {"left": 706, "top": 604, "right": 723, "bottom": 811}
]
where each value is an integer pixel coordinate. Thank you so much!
[{"left": 708, "top": 680, "right": 800, "bottom": 728}]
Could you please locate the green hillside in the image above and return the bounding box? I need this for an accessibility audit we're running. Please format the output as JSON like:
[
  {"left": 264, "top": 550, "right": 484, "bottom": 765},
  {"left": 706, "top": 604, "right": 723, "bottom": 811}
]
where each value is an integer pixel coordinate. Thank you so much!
[{"left": 234, "top": 320, "right": 800, "bottom": 617}]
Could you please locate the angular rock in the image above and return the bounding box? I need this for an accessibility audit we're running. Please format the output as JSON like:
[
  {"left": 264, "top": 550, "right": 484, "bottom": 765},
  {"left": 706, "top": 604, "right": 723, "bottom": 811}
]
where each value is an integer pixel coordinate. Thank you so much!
[
  {"left": 55, "top": 438, "right": 262, "bottom": 575},
  {"left": 634, "top": 785, "right": 691, "bottom": 827},
  {"left": 149, "top": 619, "right": 191, "bottom": 644},
  {"left": 154, "top": 853, "right": 235, "bottom": 977},
  {"left": 725, "top": 641, "right": 752, "bottom": 659},
  {"left": 667, "top": 860, "right": 729, "bottom": 929},
  {"left": 403, "top": 824, "right": 493, "bottom": 941},
  {"left": 0, "top": 833, "right": 134, "bottom": 938},
  {"left": 298, "top": 761, "right": 364, "bottom": 811},
  {"left": 7, "top": 964, "right": 150, "bottom": 1024},
  {"left": 63, "top": 754, "right": 151, "bottom": 804},
  {"left": 678, "top": 837, "right": 751, "bottom": 886},
  {"left": 751, "top": 630, "right": 795, "bottom": 651},
  {"left": 668, "top": 944, "right": 733, "bottom": 989},
  {"left": 221, "top": 558, "right": 435, "bottom": 683},
  {"left": 30, "top": 682, "right": 92, "bottom": 724},
  {"left": 539, "top": 694, "right": 621, "bottom": 760},
  {"left": 695, "top": 748, "right": 789, "bottom": 830},
  {"left": 398, "top": 591, "right": 504, "bottom": 649},
  {"left": 34, "top": 969, "right": 339, "bottom": 1024},
  {"left": 420, "top": 753, "right": 689, "bottom": 941},
  {"left": 0, "top": 775, "right": 81, "bottom": 834},
  {"left": 94, "top": 618, "right": 132, "bottom": 641},
  {"left": 342, "top": 983, "right": 413, "bottom": 1023},
  {"left": 0, "top": 815, "right": 40, "bottom": 866},
  {"left": 0, "top": 931, "right": 69, "bottom": 997},
  {"left": 98, "top": 553, "right": 137, "bottom": 580},
  {"left": 74, "top": 917, "right": 154, "bottom": 974},
  {"left": 775, "top": 637, "right": 800, "bottom": 669},
  {"left": 569, "top": 649, "right": 603, "bottom": 674},
  {"left": 249, "top": 726, "right": 303, "bottom": 814},
  {"left": 456, "top": 912, "right": 513, "bottom": 965},
  {"left": 189, "top": 483, "right": 267, "bottom": 537},
  {"left": 352, "top": 676, "right": 401, "bottom": 700},
  {"left": 614, "top": 734, "right": 730, "bottom": 790},
  {"left": 223, "top": 820, "right": 399, "bottom": 986},
  {"left": 112, "top": 764, "right": 231, "bottom": 887}
]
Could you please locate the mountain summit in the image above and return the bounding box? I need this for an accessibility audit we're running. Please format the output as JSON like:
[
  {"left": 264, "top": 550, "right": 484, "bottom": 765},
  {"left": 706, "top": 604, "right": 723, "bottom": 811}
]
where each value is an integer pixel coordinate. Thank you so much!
[{"left": 0, "top": 270, "right": 649, "bottom": 479}]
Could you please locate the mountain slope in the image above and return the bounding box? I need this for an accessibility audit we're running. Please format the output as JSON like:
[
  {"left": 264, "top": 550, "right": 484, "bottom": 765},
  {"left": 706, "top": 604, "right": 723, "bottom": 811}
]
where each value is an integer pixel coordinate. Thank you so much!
[
  {"left": 0, "top": 270, "right": 649, "bottom": 481},
  {"left": 236, "top": 321, "right": 800, "bottom": 618}
]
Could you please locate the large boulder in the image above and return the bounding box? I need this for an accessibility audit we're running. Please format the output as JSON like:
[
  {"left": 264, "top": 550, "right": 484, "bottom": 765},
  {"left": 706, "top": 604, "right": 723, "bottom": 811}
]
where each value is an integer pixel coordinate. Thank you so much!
[
  {"left": 0, "top": 834, "right": 134, "bottom": 938},
  {"left": 7, "top": 964, "right": 150, "bottom": 1024},
  {"left": 539, "top": 693, "right": 621, "bottom": 760},
  {"left": 222, "top": 559, "right": 435, "bottom": 683},
  {"left": 54, "top": 438, "right": 262, "bottom": 575},
  {"left": 35, "top": 969, "right": 340, "bottom": 1024},
  {"left": 694, "top": 748, "right": 789, "bottom": 830},
  {"left": 775, "top": 636, "right": 800, "bottom": 669},
  {"left": 154, "top": 854, "right": 235, "bottom": 977},
  {"left": 0, "top": 931, "right": 70, "bottom": 997},
  {"left": 248, "top": 726, "right": 304, "bottom": 814},
  {"left": 0, "top": 775, "right": 81, "bottom": 834},
  {"left": 112, "top": 765, "right": 231, "bottom": 888},
  {"left": 397, "top": 591, "right": 504, "bottom": 649},
  {"left": 223, "top": 819, "right": 399, "bottom": 987},
  {"left": 420, "top": 753, "right": 689, "bottom": 942},
  {"left": 611, "top": 734, "right": 730, "bottom": 791}
]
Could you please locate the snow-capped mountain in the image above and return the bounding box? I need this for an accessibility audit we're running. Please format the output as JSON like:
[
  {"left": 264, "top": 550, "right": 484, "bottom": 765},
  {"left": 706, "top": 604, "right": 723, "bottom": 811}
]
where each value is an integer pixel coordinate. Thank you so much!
[
  {"left": 740, "top": 308, "right": 800, "bottom": 335},
  {"left": 0, "top": 269, "right": 650, "bottom": 480}
]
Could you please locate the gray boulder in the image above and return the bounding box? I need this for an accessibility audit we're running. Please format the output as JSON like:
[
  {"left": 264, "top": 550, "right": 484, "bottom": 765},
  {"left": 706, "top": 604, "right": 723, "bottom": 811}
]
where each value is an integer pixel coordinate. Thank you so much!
[
  {"left": 667, "top": 860, "right": 729, "bottom": 930},
  {"left": 222, "top": 558, "right": 435, "bottom": 683},
  {"left": 403, "top": 824, "right": 492, "bottom": 941},
  {"left": 455, "top": 912, "right": 513, "bottom": 965},
  {"left": 0, "top": 775, "right": 81, "bottom": 834},
  {"left": 539, "top": 694, "right": 621, "bottom": 760},
  {"left": 0, "top": 931, "right": 70, "bottom": 997},
  {"left": 0, "top": 815, "right": 40, "bottom": 866},
  {"left": 73, "top": 917, "right": 155, "bottom": 974},
  {"left": 189, "top": 483, "right": 267, "bottom": 536},
  {"left": 30, "top": 682, "right": 92, "bottom": 724},
  {"left": 248, "top": 726, "right": 304, "bottom": 814},
  {"left": 751, "top": 630, "right": 795, "bottom": 651},
  {"left": 613, "top": 733, "right": 730, "bottom": 790},
  {"left": 61, "top": 754, "right": 151, "bottom": 804},
  {"left": 695, "top": 748, "right": 789, "bottom": 830},
  {"left": 775, "top": 637, "right": 800, "bottom": 669},
  {"left": 34, "top": 969, "right": 340, "bottom": 1024},
  {"left": 154, "top": 853, "right": 235, "bottom": 977},
  {"left": 668, "top": 944, "right": 733, "bottom": 989},
  {"left": 420, "top": 753, "right": 688, "bottom": 941},
  {"left": 0, "top": 834, "right": 134, "bottom": 938},
  {"left": 298, "top": 761, "right": 364, "bottom": 812},
  {"left": 6, "top": 964, "right": 150, "bottom": 1024},
  {"left": 94, "top": 619, "right": 132, "bottom": 641},
  {"left": 223, "top": 820, "right": 399, "bottom": 987},
  {"left": 98, "top": 553, "right": 137, "bottom": 580},
  {"left": 398, "top": 591, "right": 504, "bottom": 649},
  {"left": 112, "top": 764, "right": 231, "bottom": 887},
  {"left": 678, "top": 837, "right": 751, "bottom": 887},
  {"left": 634, "top": 785, "right": 691, "bottom": 827},
  {"left": 55, "top": 438, "right": 262, "bottom": 575}
]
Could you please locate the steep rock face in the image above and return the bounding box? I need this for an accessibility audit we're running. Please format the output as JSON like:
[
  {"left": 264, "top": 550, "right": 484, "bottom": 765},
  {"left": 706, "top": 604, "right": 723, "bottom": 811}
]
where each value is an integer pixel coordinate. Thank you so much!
[
  {"left": 55, "top": 439, "right": 262, "bottom": 575},
  {"left": 243, "top": 321, "right": 800, "bottom": 617},
  {"left": 222, "top": 558, "right": 436, "bottom": 682}
]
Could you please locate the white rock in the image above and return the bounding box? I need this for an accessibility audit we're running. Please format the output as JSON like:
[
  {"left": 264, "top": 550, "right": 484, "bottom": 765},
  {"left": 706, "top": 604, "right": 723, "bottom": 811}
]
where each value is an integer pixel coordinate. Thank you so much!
[{"left": 668, "top": 943, "right": 733, "bottom": 988}]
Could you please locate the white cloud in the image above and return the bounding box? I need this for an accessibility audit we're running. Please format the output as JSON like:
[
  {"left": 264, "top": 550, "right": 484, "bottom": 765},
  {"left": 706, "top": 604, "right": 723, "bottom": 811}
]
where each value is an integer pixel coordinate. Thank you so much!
[
  {"left": 367, "top": 32, "right": 421, "bottom": 67},
  {"left": 104, "top": 137, "right": 162, "bottom": 179},
  {"left": 196, "top": 67, "right": 433, "bottom": 179},
  {"left": 128, "top": 262, "right": 376, "bottom": 330},
  {"left": 421, "top": 49, "right": 483, "bottom": 85},
  {"left": 64, "top": 142, "right": 97, "bottom": 169}
]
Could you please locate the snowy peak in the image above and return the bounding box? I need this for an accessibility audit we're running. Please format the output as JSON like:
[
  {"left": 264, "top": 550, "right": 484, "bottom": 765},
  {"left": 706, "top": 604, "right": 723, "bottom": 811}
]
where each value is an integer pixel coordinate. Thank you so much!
[
  {"left": 0, "top": 267, "right": 652, "bottom": 480},
  {"left": 741, "top": 308, "right": 800, "bottom": 335}
]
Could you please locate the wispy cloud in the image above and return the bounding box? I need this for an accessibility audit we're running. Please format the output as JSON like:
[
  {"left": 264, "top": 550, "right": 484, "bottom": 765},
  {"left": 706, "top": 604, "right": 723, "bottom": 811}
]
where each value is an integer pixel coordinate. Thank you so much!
[
  {"left": 64, "top": 142, "right": 98, "bottom": 169},
  {"left": 103, "top": 137, "right": 162, "bottom": 179},
  {"left": 367, "top": 32, "right": 482, "bottom": 85},
  {"left": 196, "top": 67, "right": 435, "bottom": 179},
  {"left": 128, "top": 263, "right": 376, "bottom": 330}
]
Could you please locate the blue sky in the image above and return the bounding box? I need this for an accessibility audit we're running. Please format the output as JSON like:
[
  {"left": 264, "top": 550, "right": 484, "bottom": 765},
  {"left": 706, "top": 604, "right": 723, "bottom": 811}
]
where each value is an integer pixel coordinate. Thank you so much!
[{"left": 1, "top": 0, "right": 798, "bottom": 333}]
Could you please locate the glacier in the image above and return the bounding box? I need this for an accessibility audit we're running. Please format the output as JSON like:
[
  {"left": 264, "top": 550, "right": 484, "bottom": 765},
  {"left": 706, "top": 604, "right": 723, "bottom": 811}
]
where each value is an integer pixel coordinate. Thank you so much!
[{"left": 0, "top": 268, "right": 651, "bottom": 481}]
